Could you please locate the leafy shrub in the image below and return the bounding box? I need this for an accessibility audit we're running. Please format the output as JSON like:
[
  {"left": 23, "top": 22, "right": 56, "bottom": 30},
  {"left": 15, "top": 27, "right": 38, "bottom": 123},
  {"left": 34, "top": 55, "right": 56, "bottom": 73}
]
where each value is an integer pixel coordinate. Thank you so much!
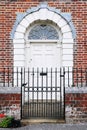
[
  {"left": 0, "top": 116, "right": 21, "bottom": 128},
  {"left": 0, "top": 116, "right": 14, "bottom": 128}
]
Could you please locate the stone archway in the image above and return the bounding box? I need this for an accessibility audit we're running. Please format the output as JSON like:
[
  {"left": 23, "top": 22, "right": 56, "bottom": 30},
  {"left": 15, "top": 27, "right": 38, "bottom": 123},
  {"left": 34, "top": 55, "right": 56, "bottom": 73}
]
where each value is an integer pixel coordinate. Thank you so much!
[{"left": 11, "top": 3, "right": 75, "bottom": 68}]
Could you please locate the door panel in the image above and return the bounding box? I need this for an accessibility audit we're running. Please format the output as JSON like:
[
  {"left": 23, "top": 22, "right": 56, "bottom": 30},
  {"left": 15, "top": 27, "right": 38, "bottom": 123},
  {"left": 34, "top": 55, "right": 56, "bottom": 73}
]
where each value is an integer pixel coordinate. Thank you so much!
[{"left": 29, "top": 43, "right": 61, "bottom": 69}]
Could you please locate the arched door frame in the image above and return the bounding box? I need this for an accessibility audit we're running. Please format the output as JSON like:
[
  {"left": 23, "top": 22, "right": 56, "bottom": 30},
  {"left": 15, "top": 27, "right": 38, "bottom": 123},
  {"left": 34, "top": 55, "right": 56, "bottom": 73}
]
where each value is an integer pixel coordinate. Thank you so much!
[{"left": 12, "top": 3, "right": 76, "bottom": 69}]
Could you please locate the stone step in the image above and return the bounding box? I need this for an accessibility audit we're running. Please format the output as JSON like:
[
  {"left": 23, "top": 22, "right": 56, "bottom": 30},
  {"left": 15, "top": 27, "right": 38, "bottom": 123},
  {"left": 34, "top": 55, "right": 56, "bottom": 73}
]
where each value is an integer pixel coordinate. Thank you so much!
[{"left": 21, "top": 119, "right": 65, "bottom": 125}]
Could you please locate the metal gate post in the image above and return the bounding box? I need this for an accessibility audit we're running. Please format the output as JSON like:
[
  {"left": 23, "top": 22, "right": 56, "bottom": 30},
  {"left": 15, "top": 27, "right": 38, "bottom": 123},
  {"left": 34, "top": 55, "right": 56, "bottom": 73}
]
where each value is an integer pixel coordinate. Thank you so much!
[
  {"left": 20, "top": 68, "right": 23, "bottom": 119},
  {"left": 63, "top": 67, "right": 65, "bottom": 120}
]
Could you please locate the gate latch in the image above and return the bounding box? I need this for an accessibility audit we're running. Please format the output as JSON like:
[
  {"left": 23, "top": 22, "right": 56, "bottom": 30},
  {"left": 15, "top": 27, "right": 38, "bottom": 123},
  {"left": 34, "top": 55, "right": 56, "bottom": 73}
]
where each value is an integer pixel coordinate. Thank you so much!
[
  {"left": 22, "top": 83, "right": 27, "bottom": 86},
  {"left": 60, "top": 72, "right": 65, "bottom": 77},
  {"left": 40, "top": 72, "right": 47, "bottom": 76}
]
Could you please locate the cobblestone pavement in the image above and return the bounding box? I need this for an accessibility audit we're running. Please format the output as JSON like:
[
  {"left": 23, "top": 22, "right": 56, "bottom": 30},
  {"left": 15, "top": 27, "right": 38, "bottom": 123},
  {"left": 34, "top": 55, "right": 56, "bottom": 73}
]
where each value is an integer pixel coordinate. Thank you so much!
[{"left": 0, "top": 123, "right": 87, "bottom": 130}]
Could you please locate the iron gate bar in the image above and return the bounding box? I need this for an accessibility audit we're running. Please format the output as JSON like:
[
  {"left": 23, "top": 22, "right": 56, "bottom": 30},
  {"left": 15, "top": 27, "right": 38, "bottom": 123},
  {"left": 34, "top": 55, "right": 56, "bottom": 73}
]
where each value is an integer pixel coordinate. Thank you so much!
[
  {"left": 68, "top": 67, "right": 69, "bottom": 87},
  {"left": 21, "top": 68, "right": 23, "bottom": 119},
  {"left": 32, "top": 68, "right": 34, "bottom": 117},
  {"left": 1, "top": 67, "right": 87, "bottom": 88},
  {"left": 28, "top": 68, "right": 29, "bottom": 117},
  {"left": 42, "top": 68, "right": 43, "bottom": 117},
  {"left": 46, "top": 68, "right": 48, "bottom": 117},
  {"left": 21, "top": 68, "right": 65, "bottom": 120},
  {"left": 63, "top": 67, "right": 65, "bottom": 120},
  {"left": 59, "top": 68, "right": 61, "bottom": 118},
  {"left": 55, "top": 68, "right": 57, "bottom": 118}
]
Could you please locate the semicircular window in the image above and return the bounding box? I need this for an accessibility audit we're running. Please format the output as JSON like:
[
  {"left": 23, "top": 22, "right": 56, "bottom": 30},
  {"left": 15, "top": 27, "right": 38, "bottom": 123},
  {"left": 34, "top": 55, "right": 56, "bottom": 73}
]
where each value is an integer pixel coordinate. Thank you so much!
[{"left": 28, "top": 24, "right": 59, "bottom": 40}]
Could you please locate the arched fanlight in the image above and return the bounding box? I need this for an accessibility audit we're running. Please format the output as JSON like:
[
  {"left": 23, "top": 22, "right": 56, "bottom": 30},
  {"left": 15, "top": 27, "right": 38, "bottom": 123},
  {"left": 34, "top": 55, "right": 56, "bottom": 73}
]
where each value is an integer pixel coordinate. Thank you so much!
[{"left": 28, "top": 24, "right": 59, "bottom": 40}]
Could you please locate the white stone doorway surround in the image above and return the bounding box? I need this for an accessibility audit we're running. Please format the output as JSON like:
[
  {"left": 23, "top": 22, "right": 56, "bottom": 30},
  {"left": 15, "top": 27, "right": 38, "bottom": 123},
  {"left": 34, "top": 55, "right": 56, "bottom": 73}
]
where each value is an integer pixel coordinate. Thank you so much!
[{"left": 11, "top": 3, "right": 75, "bottom": 86}]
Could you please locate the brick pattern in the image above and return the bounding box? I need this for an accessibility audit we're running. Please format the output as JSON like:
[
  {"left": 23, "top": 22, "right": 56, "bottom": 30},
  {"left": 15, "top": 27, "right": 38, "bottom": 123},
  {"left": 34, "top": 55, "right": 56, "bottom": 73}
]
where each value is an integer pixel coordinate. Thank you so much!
[
  {"left": 0, "top": 94, "right": 21, "bottom": 106},
  {"left": 0, "top": 0, "right": 87, "bottom": 69},
  {"left": 66, "top": 93, "right": 87, "bottom": 107},
  {"left": 0, "top": 94, "right": 21, "bottom": 119},
  {"left": 0, "top": 93, "right": 87, "bottom": 122},
  {"left": 65, "top": 93, "right": 87, "bottom": 123}
]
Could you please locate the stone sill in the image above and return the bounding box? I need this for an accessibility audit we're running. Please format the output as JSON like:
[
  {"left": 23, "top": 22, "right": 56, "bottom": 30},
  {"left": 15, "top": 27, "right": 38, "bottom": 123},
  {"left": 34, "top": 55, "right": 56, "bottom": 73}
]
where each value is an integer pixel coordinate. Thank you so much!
[
  {"left": 0, "top": 86, "right": 87, "bottom": 94},
  {"left": 0, "top": 87, "right": 21, "bottom": 93},
  {"left": 65, "top": 87, "right": 87, "bottom": 94}
]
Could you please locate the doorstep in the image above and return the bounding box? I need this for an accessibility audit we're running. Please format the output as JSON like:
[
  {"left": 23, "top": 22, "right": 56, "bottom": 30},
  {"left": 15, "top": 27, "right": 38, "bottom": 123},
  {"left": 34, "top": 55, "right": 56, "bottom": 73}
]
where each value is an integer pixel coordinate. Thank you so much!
[{"left": 21, "top": 119, "right": 65, "bottom": 125}]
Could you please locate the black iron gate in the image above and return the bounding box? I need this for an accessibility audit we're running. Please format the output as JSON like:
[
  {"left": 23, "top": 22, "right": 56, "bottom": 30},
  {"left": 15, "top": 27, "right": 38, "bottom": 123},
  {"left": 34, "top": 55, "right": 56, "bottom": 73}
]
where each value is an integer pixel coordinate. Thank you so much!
[{"left": 21, "top": 68, "right": 65, "bottom": 120}]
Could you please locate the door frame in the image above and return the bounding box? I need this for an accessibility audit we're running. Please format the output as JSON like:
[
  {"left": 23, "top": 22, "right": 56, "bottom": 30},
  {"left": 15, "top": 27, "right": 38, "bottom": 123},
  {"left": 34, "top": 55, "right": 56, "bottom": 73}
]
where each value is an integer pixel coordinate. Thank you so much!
[{"left": 13, "top": 4, "right": 75, "bottom": 69}]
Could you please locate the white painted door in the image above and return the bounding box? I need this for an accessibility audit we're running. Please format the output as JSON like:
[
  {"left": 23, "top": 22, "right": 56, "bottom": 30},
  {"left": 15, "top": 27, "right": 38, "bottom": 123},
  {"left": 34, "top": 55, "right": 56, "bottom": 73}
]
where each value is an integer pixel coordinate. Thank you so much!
[
  {"left": 29, "top": 42, "right": 61, "bottom": 69},
  {"left": 25, "top": 42, "right": 61, "bottom": 100}
]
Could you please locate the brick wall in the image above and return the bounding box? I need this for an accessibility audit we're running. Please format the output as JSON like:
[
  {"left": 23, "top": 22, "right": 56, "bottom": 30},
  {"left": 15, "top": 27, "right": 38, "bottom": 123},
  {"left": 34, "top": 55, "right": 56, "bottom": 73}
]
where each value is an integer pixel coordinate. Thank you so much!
[
  {"left": 66, "top": 93, "right": 87, "bottom": 123},
  {"left": 0, "top": 0, "right": 87, "bottom": 69},
  {"left": 0, "top": 93, "right": 21, "bottom": 119},
  {"left": 0, "top": 91, "right": 87, "bottom": 123}
]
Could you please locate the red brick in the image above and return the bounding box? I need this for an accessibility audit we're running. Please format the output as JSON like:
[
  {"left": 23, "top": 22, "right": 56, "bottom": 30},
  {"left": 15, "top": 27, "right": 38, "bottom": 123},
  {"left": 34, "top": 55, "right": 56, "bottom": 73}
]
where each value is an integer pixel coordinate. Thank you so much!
[{"left": 0, "top": 0, "right": 87, "bottom": 69}]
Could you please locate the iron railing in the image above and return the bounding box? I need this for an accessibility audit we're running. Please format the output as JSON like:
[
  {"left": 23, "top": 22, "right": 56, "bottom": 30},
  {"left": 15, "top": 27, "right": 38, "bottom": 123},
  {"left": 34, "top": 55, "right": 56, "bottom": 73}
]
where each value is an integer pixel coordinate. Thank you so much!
[
  {"left": 0, "top": 67, "right": 87, "bottom": 88},
  {"left": 0, "top": 67, "right": 87, "bottom": 119},
  {"left": 21, "top": 68, "right": 65, "bottom": 119}
]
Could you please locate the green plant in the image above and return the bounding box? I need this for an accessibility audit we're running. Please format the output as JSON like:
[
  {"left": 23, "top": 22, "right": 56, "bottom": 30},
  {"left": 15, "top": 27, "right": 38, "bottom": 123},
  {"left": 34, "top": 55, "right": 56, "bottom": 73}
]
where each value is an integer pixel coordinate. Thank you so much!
[{"left": 0, "top": 116, "right": 14, "bottom": 128}]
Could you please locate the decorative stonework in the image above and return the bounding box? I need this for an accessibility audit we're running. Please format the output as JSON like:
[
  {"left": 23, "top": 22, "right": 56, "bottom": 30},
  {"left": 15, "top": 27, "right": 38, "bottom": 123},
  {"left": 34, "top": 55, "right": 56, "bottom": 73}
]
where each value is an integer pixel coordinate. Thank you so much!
[
  {"left": 11, "top": 3, "right": 76, "bottom": 39},
  {"left": 11, "top": 3, "right": 75, "bottom": 68}
]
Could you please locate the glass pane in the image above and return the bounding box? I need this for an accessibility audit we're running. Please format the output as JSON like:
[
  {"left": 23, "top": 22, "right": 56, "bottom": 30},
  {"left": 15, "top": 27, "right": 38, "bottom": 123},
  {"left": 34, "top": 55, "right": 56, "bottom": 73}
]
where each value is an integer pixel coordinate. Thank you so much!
[{"left": 28, "top": 24, "right": 59, "bottom": 40}]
